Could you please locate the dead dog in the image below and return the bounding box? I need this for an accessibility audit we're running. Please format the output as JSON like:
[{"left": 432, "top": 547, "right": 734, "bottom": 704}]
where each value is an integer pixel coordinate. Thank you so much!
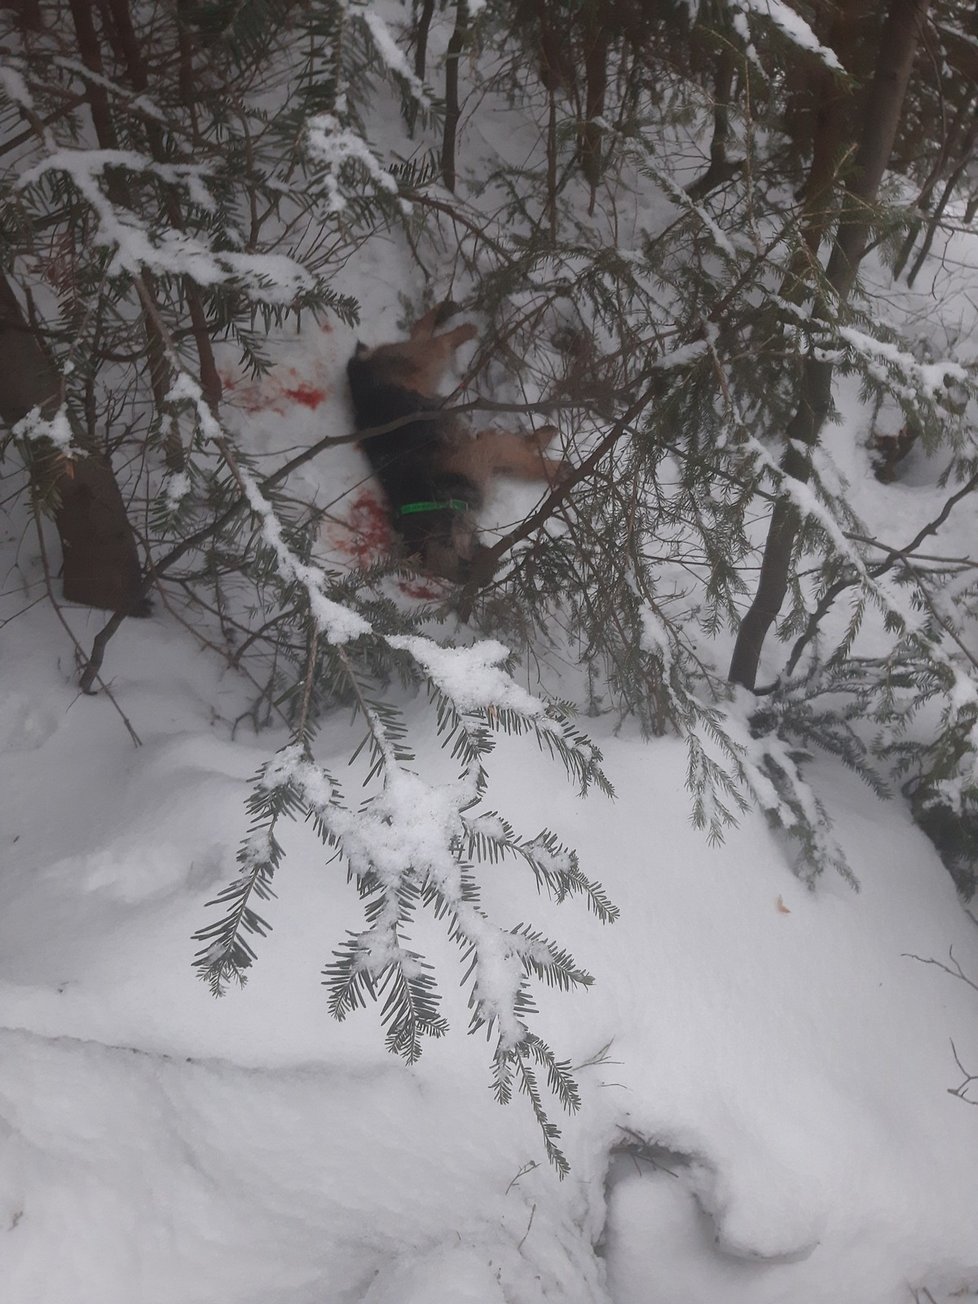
[{"left": 346, "top": 303, "right": 567, "bottom": 582}]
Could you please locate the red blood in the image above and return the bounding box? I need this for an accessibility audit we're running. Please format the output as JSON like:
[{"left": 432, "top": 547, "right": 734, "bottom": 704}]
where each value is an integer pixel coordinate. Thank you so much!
[
  {"left": 282, "top": 383, "right": 329, "bottom": 409},
  {"left": 219, "top": 367, "right": 328, "bottom": 413},
  {"left": 329, "top": 493, "right": 448, "bottom": 599},
  {"left": 334, "top": 491, "right": 393, "bottom": 565}
]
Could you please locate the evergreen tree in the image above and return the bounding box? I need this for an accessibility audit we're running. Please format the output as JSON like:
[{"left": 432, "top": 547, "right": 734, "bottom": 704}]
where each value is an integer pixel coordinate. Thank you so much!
[{"left": 3, "top": 0, "right": 978, "bottom": 1165}]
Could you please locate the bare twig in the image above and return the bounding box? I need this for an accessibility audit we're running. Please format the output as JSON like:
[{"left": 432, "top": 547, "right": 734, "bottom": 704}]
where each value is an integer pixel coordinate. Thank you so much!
[
  {"left": 903, "top": 946, "right": 978, "bottom": 994},
  {"left": 783, "top": 466, "right": 978, "bottom": 679},
  {"left": 949, "top": 1039, "right": 978, "bottom": 1105},
  {"left": 458, "top": 376, "right": 666, "bottom": 618},
  {"left": 516, "top": 1203, "right": 536, "bottom": 1253}
]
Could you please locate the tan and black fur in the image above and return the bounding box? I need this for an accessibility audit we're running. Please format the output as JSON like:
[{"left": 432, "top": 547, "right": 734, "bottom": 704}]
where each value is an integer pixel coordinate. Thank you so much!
[{"left": 347, "top": 303, "right": 566, "bottom": 581}]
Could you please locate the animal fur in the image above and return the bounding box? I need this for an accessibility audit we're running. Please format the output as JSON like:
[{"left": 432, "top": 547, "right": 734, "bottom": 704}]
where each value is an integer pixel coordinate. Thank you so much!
[{"left": 346, "top": 303, "right": 567, "bottom": 582}]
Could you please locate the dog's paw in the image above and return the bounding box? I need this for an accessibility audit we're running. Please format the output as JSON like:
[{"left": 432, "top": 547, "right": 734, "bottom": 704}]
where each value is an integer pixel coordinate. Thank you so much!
[
  {"left": 547, "top": 457, "right": 575, "bottom": 486},
  {"left": 433, "top": 300, "right": 461, "bottom": 326}
]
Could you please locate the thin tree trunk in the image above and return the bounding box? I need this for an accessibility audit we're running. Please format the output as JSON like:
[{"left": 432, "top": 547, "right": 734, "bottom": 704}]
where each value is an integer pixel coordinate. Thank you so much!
[
  {"left": 893, "top": 89, "right": 975, "bottom": 280},
  {"left": 686, "top": 46, "right": 739, "bottom": 201},
  {"left": 776, "top": 0, "right": 871, "bottom": 303},
  {"left": 729, "top": 0, "right": 931, "bottom": 691},
  {"left": 580, "top": 11, "right": 608, "bottom": 211},
  {"left": 546, "top": 88, "right": 558, "bottom": 245},
  {"left": 799, "top": 0, "right": 872, "bottom": 258},
  {"left": 408, "top": 0, "right": 436, "bottom": 134},
  {"left": 441, "top": 0, "right": 468, "bottom": 192}
]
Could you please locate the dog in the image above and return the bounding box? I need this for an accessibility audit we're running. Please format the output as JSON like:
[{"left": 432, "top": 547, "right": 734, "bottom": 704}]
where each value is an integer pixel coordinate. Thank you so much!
[{"left": 346, "top": 303, "right": 567, "bottom": 582}]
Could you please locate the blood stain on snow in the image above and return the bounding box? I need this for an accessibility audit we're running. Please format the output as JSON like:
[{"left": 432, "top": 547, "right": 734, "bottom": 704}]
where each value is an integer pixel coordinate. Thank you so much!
[
  {"left": 219, "top": 366, "right": 331, "bottom": 414},
  {"left": 332, "top": 491, "right": 393, "bottom": 566},
  {"left": 328, "top": 492, "right": 447, "bottom": 600},
  {"left": 282, "top": 382, "right": 328, "bottom": 409}
]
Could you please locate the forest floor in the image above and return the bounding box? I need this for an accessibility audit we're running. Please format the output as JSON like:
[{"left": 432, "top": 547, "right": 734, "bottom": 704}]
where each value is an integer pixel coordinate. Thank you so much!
[{"left": 3, "top": 5, "right": 978, "bottom": 1298}]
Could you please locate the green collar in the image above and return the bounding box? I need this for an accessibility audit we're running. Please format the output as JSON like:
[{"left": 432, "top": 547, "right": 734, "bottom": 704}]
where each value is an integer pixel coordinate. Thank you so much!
[{"left": 396, "top": 498, "right": 469, "bottom": 516}]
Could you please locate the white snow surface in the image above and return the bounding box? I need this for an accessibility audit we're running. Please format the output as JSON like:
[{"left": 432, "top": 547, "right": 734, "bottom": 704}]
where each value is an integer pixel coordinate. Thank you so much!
[
  {"left": 1, "top": 597, "right": 978, "bottom": 1303},
  {"left": 4, "top": 7, "right": 978, "bottom": 1302}
]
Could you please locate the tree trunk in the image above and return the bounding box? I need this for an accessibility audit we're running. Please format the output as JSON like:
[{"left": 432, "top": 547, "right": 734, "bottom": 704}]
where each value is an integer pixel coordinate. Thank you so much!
[
  {"left": 805, "top": 6, "right": 866, "bottom": 243},
  {"left": 686, "top": 47, "right": 739, "bottom": 201},
  {"left": 0, "top": 273, "right": 145, "bottom": 615},
  {"left": 441, "top": 0, "right": 468, "bottom": 192},
  {"left": 728, "top": 0, "right": 931, "bottom": 691},
  {"left": 579, "top": 9, "right": 608, "bottom": 208},
  {"left": 408, "top": 0, "right": 436, "bottom": 134}
]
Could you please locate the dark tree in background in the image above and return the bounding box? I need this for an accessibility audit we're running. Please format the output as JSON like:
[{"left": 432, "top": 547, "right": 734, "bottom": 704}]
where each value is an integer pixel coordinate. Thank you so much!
[{"left": 729, "top": 0, "right": 933, "bottom": 691}]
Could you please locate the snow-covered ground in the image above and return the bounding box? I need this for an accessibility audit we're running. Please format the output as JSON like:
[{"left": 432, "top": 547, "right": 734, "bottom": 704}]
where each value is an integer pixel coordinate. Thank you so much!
[
  {"left": 4, "top": 5, "right": 978, "bottom": 1301},
  {"left": 2, "top": 589, "right": 978, "bottom": 1303},
  {"left": 4, "top": 278, "right": 978, "bottom": 1298}
]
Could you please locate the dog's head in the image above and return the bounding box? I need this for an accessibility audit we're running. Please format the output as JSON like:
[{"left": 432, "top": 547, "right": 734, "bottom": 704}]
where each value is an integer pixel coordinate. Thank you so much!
[{"left": 348, "top": 318, "right": 478, "bottom": 401}]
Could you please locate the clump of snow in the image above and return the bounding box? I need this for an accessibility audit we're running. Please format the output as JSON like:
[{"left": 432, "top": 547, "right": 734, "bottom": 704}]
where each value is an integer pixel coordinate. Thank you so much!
[
  {"left": 361, "top": 10, "right": 430, "bottom": 107},
  {"left": 163, "top": 471, "right": 191, "bottom": 509},
  {"left": 387, "top": 635, "right": 545, "bottom": 715},
  {"left": 13, "top": 404, "right": 75, "bottom": 453},
  {"left": 260, "top": 743, "right": 338, "bottom": 810},
  {"left": 736, "top": 0, "right": 843, "bottom": 70},
  {"left": 306, "top": 112, "right": 403, "bottom": 214}
]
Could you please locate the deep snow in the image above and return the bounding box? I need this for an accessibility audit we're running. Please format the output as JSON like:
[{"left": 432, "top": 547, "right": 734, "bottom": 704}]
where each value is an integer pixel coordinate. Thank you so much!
[
  {"left": 3, "top": 3, "right": 978, "bottom": 1301},
  {"left": 2, "top": 590, "right": 978, "bottom": 1302}
]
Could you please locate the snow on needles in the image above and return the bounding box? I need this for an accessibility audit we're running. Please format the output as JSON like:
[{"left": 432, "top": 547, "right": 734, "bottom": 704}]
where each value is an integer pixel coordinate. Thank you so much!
[
  {"left": 838, "top": 326, "right": 967, "bottom": 398},
  {"left": 237, "top": 467, "right": 372, "bottom": 645},
  {"left": 306, "top": 113, "right": 404, "bottom": 214},
  {"left": 387, "top": 636, "right": 545, "bottom": 716},
  {"left": 17, "top": 150, "right": 312, "bottom": 303},
  {"left": 13, "top": 404, "right": 75, "bottom": 454},
  {"left": 735, "top": 1, "right": 843, "bottom": 70},
  {"left": 361, "top": 9, "right": 430, "bottom": 106},
  {"left": 262, "top": 730, "right": 533, "bottom": 1052}
]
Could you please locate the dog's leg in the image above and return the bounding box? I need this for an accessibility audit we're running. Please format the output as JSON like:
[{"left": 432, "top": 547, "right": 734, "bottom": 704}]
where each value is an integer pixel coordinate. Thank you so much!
[
  {"left": 409, "top": 301, "right": 475, "bottom": 342},
  {"left": 405, "top": 322, "right": 478, "bottom": 395},
  {"left": 472, "top": 427, "right": 571, "bottom": 484},
  {"left": 410, "top": 303, "right": 452, "bottom": 340},
  {"left": 437, "top": 322, "right": 479, "bottom": 350}
]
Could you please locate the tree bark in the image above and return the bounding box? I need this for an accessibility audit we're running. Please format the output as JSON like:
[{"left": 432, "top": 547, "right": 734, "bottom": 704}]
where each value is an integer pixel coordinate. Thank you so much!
[
  {"left": 728, "top": 0, "right": 931, "bottom": 691},
  {"left": 686, "top": 46, "right": 739, "bottom": 201},
  {"left": 441, "top": 0, "right": 468, "bottom": 192},
  {"left": 579, "top": 8, "right": 608, "bottom": 207},
  {"left": 0, "top": 273, "right": 145, "bottom": 615},
  {"left": 408, "top": 0, "right": 436, "bottom": 134}
]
